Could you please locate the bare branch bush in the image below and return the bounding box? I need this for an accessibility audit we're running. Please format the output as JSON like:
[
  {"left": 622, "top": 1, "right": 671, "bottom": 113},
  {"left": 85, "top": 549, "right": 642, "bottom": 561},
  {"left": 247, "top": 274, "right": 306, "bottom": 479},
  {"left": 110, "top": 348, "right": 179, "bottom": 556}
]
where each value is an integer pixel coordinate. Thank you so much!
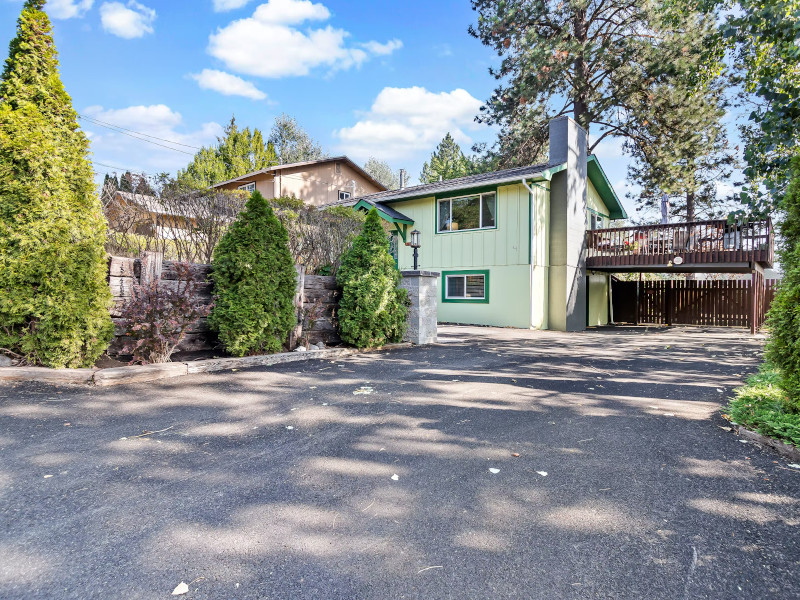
[{"left": 102, "top": 177, "right": 364, "bottom": 272}]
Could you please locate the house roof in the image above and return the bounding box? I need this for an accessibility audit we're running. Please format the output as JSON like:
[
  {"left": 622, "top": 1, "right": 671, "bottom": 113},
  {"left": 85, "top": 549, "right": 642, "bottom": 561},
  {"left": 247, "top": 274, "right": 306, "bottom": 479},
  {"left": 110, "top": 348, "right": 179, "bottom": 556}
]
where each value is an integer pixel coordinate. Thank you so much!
[
  {"left": 322, "top": 154, "right": 627, "bottom": 220},
  {"left": 209, "top": 156, "right": 388, "bottom": 193},
  {"left": 352, "top": 198, "right": 414, "bottom": 225}
]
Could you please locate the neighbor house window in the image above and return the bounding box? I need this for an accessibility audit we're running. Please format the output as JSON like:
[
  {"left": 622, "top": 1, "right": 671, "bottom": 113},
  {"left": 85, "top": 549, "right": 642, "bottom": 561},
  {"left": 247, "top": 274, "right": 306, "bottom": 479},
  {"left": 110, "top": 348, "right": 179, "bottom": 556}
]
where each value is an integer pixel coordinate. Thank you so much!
[
  {"left": 438, "top": 192, "right": 496, "bottom": 232},
  {"left": 442, "top": 270, "right": 490, "bottom": 303},
  {"left": 338, "top": 190, "right": 351, "bottom": 201},
  {"left": 238, "top": 182, "right": 256, "bottom": 192}
]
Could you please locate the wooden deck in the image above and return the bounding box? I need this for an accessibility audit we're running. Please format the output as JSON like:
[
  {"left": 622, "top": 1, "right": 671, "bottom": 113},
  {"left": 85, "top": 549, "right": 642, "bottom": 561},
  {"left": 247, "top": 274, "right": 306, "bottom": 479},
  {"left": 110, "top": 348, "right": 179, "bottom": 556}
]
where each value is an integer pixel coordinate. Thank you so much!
[{"left": 587, "top": 219, "right": 774, "bottom": 272}]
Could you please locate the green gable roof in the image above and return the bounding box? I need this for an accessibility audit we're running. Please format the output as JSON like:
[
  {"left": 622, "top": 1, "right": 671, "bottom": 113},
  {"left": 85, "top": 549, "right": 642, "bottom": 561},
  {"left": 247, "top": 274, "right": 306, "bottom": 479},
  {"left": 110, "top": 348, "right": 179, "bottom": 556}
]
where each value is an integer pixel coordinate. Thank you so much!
[{"left": 587, "top": 155, "right": 627, "bottom": 220}]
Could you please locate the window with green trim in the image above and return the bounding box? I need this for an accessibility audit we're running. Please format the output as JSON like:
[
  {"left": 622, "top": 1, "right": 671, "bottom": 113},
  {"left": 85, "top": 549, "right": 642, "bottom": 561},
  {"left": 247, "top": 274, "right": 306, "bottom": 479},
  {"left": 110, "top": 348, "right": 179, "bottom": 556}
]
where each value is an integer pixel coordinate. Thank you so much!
[
  {"left": 445, "top": 273, "right": 487, "bottom": 300},
  {"left": 438, "top": 192, "right": 496, "bottom": 232}
]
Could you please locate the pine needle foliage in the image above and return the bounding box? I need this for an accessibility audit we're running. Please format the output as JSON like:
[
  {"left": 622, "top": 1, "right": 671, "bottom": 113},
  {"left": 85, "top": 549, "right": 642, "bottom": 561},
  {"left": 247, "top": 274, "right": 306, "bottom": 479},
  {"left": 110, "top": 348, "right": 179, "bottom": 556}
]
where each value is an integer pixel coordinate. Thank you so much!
[
  {"left": 336, "top": 209, "right": 407, "bottom": 348},
  {"left": 209, "top": 191, "right": 297, "bottom": 356},
  {"left": 765, "top": 156, "right": 800, "bottom": 408},
  {"left": 0, "top": 0, "right": 113, "bottom": 367}
]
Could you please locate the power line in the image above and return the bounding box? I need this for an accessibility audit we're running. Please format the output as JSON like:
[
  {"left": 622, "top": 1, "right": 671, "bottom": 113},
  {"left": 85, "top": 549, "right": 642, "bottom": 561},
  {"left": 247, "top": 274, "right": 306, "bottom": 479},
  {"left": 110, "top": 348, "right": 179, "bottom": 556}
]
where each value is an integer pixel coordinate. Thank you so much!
[
  {"left": 78, "top": 113, "right": 202, "bottom": 149},
  {"left": 92, "top": 161, "right": 152, "bottom": 175},
  {"left": 77, "top": 115, "right": 196, "bottom": 155}
]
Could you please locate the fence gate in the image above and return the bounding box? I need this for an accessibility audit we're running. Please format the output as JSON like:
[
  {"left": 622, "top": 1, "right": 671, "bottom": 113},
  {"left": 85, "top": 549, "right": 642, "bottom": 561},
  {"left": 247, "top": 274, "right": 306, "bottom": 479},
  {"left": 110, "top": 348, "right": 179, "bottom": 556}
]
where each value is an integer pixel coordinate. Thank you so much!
[{"left": 610, "top": 277, "right": 777, "bottom": 332}]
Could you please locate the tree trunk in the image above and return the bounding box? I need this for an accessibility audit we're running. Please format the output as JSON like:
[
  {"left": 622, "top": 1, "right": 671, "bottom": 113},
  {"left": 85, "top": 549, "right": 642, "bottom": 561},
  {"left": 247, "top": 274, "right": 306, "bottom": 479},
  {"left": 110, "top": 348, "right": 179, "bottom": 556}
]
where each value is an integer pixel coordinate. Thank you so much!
[
  {"left": 686, "top": 190, "right": 696, "bottom": 223},
  {"left": 572, "top": 9, "right": 590, "bottom": 136}
]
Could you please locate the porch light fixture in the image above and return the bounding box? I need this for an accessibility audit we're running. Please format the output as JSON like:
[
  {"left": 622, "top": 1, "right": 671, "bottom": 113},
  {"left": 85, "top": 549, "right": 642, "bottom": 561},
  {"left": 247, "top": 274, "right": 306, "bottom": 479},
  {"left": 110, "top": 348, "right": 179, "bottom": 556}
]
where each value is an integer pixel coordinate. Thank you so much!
[{"left": 409, "top": 229, "right": 421, "bottom": 270}]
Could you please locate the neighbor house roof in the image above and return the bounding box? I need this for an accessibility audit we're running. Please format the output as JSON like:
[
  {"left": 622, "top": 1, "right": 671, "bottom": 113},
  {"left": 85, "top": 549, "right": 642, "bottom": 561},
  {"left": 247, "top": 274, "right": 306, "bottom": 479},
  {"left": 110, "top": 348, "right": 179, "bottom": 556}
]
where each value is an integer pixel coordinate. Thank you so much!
[
  {"left": 323, "top": 154, "right": 626, "bottom": 220},
  {"left": 209, "top": 156, "right": 388, "bottom": 192}
]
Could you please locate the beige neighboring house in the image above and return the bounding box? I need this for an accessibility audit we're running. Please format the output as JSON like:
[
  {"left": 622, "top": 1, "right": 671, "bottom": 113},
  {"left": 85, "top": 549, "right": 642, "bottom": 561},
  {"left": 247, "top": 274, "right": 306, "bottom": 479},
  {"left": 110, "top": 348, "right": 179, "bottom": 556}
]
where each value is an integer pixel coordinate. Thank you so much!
[{"left": 211, "top": 156, "right": 386, "bottom": 206}]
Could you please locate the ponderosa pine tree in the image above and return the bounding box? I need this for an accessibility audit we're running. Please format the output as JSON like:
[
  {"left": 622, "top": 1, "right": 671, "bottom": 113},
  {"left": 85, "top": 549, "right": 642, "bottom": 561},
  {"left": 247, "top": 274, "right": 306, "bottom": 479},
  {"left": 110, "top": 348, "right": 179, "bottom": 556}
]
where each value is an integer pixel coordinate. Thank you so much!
[
  {"left": 419, "top": 133, "right": 471, "bottom": 184},
  {"left": 468, "top": 0, "right": 723, "bottom": 167},
  {"left": 0, "top": 0, "right": 113, "bottom": 368},
  {"left": 209, "top": 190, "right": 297, "bottom": 356},
  {"left": 178, "top": 116, "right": 278, "bottom": 188},
  {"left": 625, "top": 4, "right": 735, "bottom": 222},
  {"left": 336, "top": 209, "right": 407, "bottom": 348},
  {"left": 765, "top": 156, "right": 800, "bottom": 407}
]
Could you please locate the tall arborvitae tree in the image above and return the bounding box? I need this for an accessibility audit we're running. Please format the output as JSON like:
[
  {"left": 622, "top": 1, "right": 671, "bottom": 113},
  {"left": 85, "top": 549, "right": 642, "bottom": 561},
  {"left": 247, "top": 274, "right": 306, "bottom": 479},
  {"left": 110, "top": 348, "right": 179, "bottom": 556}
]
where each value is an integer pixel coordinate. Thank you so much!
[
  {"left": 336, "top": 208, "right": 407, "bottom": 348},
  {"left": 0, "top": 0, "right": 113, "bottom": 367},
  {"left": 765, "top": 156, "right": 800, "bottom": 407},
  {"left": 209, "top": 190, "right": 297, "bottom": 357},
  {"left": 468, "top": 0, "right": 719, "bottom": 167},
  {"left": 726, "top": 0, "right": 800, "bottom": 214},
  {"left": 363, "top": 157, "right": 399, "bottom": 190},
  {"left": 177, "top": 116, "right": 278, "bottom": 188},
  {"left": 420, "top": 133, "right": 471, "bottom": 183},
  {"left": 268, "top": 113, "right": 326, "bottom": 165}
]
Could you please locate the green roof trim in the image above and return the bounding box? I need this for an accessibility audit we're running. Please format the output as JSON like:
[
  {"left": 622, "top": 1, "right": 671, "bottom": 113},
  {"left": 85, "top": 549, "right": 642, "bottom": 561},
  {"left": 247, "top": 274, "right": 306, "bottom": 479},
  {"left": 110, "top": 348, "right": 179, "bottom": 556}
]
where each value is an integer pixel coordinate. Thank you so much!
[
  {"left": 352, "top": 198, "right": 414, "bottom": 226},
  {"left": 587, "top": 155, "right": 627, "bottom": 220}
]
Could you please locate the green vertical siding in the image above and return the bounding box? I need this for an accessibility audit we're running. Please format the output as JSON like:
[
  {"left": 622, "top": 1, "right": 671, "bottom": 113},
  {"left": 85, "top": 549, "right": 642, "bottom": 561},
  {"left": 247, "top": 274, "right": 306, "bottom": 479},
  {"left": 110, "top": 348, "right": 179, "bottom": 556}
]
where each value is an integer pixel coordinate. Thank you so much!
[
  {"left": 588, "top": 273, "right": 610, "bottom": 326},
  {"left": 392, "top": 182, "right": 548, "bottom": 329}
]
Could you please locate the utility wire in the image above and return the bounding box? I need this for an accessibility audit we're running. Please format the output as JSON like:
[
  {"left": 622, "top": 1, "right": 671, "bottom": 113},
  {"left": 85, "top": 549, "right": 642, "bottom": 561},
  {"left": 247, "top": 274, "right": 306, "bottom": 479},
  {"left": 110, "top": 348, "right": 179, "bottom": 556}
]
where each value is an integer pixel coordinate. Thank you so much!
[
  {"left": 78, "top": 113, "right": 202, "bottom": 149},
  {"left": 78, "top": 115, "right": 196, "bottom": 155},
  {"left": 92, "top": 160, "right": 152, "bottom": 175}
]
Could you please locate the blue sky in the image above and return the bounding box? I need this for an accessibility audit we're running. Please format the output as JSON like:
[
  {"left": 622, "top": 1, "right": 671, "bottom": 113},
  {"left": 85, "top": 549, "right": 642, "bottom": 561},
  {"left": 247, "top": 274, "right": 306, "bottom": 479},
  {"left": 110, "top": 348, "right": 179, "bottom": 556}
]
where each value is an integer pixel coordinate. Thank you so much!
[{"left": 2, "top": 0, "right": 645, "bottom": 216}]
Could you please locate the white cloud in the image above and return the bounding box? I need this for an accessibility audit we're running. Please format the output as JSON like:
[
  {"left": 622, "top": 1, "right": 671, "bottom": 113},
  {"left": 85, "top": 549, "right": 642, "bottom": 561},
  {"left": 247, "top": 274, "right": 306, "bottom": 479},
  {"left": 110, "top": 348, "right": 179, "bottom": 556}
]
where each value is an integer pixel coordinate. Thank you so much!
[
  {"left": 47, "top": 0, "right": 93, "bottom": 19},
  {"left": 335, "top": 87, "right": 485, "bottom": 161},
  {"left": 361, "top": 39, "right": 403, "bottom": 56},
  {"left": 99, "top": 1, "right": 156, "bottom": 39},
  {"left": 190, "top": 69, "right": 268, "bottom": 100},
  {"left": 83, "top": 104, "right": 222, "bottom": 175},
  {"left": 212, "top": 0, "right": 253, "bottom": 11},
  {"left": 207, "top": 0, "right": 401, "bottom": 78}
]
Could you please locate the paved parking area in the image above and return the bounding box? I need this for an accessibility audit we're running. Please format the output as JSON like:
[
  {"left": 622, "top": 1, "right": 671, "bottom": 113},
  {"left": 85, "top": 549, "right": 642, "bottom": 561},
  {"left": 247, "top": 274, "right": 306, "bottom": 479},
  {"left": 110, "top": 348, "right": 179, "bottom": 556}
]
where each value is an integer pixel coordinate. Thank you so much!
[{"left": 0, "top": 326, "right": 798, "bottom": 599}]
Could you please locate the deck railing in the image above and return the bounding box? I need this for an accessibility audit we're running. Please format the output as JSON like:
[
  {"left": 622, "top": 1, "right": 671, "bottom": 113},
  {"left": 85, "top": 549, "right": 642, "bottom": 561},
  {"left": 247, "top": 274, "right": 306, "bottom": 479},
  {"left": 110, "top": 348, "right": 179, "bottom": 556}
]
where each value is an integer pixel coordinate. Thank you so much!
[{"left": 586, "top": 218, "right": 774, "bottom": 269}]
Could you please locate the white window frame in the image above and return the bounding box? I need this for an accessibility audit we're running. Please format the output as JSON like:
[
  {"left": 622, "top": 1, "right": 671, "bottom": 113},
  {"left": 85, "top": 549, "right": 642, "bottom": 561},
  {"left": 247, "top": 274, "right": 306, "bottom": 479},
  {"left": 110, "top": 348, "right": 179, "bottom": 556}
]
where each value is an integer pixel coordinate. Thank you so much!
[
  {"left": 437, "top": 192, "right": 497, "bottom": 233},
  {"left": 238, "top": 182, "right": 256, "bottom": 192},
  {"left": 444, "top": 273, "right": 487, "bottom": 301},
  {"left": 338, "top": 190, "right": 352, "bottom": 201}
]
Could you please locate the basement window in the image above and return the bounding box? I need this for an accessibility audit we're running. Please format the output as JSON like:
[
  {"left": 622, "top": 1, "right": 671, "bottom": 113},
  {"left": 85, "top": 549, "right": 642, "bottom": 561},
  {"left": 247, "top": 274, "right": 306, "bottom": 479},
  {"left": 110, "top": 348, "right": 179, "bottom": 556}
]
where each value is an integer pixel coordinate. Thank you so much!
[{"left": 442, "top": 271, "right": 489, "bottom": 303}]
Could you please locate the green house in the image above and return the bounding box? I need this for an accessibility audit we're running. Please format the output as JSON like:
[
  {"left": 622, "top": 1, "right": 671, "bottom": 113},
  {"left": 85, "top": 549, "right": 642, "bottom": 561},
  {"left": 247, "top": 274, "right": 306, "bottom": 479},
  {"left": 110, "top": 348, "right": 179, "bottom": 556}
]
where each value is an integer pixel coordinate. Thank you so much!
[{"left": 344, "top": 117, "right": 626, "bottom": 331}]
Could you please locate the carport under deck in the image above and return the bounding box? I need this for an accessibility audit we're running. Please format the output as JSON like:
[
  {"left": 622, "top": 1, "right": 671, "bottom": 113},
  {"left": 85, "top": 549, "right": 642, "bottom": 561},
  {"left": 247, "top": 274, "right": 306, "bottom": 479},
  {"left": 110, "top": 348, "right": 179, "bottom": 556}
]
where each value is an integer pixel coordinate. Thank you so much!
[{"left": 586, "top": 219, "right": 775, "bottom": 333}]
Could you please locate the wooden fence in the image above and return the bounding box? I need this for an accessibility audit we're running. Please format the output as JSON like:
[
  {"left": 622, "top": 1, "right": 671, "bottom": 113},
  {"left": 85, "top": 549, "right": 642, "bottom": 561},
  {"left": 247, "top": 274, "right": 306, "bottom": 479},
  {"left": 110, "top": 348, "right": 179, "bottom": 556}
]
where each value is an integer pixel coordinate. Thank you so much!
[
  {"left": 108, "top": 253, "right": 339, "bottom": 355},
  {"left": 610, "top": 277, "right": 779, "bottom": 332}
]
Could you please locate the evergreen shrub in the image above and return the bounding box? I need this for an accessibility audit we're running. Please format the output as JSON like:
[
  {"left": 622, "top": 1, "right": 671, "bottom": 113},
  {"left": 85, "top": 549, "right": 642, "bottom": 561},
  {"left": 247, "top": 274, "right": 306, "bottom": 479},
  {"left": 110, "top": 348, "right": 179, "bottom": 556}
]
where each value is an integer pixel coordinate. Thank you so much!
[
  {"left": 336, "top": 208, "right": 407, "bottom": 347},
  {"left": 765, "top": 157, "right": 800, "bottom": 409},
  {"left": 209, "top": 191, "right": 297, "bottom": 356},
  {"left": 0, "top": 0, "right": 112, "bottom": 367}
]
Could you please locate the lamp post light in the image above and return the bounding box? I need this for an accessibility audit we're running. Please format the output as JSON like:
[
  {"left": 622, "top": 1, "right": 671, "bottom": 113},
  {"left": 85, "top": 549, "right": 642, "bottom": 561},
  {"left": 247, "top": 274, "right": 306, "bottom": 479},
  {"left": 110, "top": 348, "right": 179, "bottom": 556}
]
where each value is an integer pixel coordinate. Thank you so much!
[{"left": 409, "top": 229, "right": 421, "bottom": 270}]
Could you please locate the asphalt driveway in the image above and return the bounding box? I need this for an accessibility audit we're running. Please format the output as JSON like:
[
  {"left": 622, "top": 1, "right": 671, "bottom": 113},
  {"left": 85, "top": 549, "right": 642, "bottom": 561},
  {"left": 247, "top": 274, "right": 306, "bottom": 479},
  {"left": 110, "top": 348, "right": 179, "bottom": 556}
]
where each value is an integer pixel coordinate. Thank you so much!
[{"left": 1, "top": 326, "right": 798, "bottom": 599}]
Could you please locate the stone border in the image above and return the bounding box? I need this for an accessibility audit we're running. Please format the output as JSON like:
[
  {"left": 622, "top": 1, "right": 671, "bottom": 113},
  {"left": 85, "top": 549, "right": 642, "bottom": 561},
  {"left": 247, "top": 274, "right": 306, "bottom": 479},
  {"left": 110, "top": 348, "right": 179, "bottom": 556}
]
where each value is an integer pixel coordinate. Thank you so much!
[
  {"left": 737, "top": 425, "right": 800, "bottom": 462},
  {"left": 0, "top": 344, "right": 413, "bottom": 388}
]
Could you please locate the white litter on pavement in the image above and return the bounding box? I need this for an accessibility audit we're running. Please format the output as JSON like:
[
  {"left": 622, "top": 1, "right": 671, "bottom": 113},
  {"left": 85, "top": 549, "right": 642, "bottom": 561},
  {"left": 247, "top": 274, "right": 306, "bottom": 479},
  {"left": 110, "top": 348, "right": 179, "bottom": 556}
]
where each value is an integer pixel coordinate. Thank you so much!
[
  {"left": 488, "top": 468, "right": 500, "bottom": 474},
  {"left": 391, "top": 474, "right": 399, "bottom": 481},
  {"left": 172, "top": 582, "right": 189, "bottom": 596},
  {"left": 536, "top": 471, "right": 548, "bottom": 477}
]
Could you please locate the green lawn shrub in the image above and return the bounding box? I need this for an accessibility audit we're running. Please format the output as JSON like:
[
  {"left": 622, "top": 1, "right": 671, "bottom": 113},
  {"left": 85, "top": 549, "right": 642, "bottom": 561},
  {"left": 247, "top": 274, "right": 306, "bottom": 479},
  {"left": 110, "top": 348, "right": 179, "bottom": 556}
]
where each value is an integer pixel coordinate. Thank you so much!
[
  {"left": 336, "top": 208, "right": 407, "bottom": 348},
  {"left": 209, "top": 191, "right": 297, "bottom": 356}
]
